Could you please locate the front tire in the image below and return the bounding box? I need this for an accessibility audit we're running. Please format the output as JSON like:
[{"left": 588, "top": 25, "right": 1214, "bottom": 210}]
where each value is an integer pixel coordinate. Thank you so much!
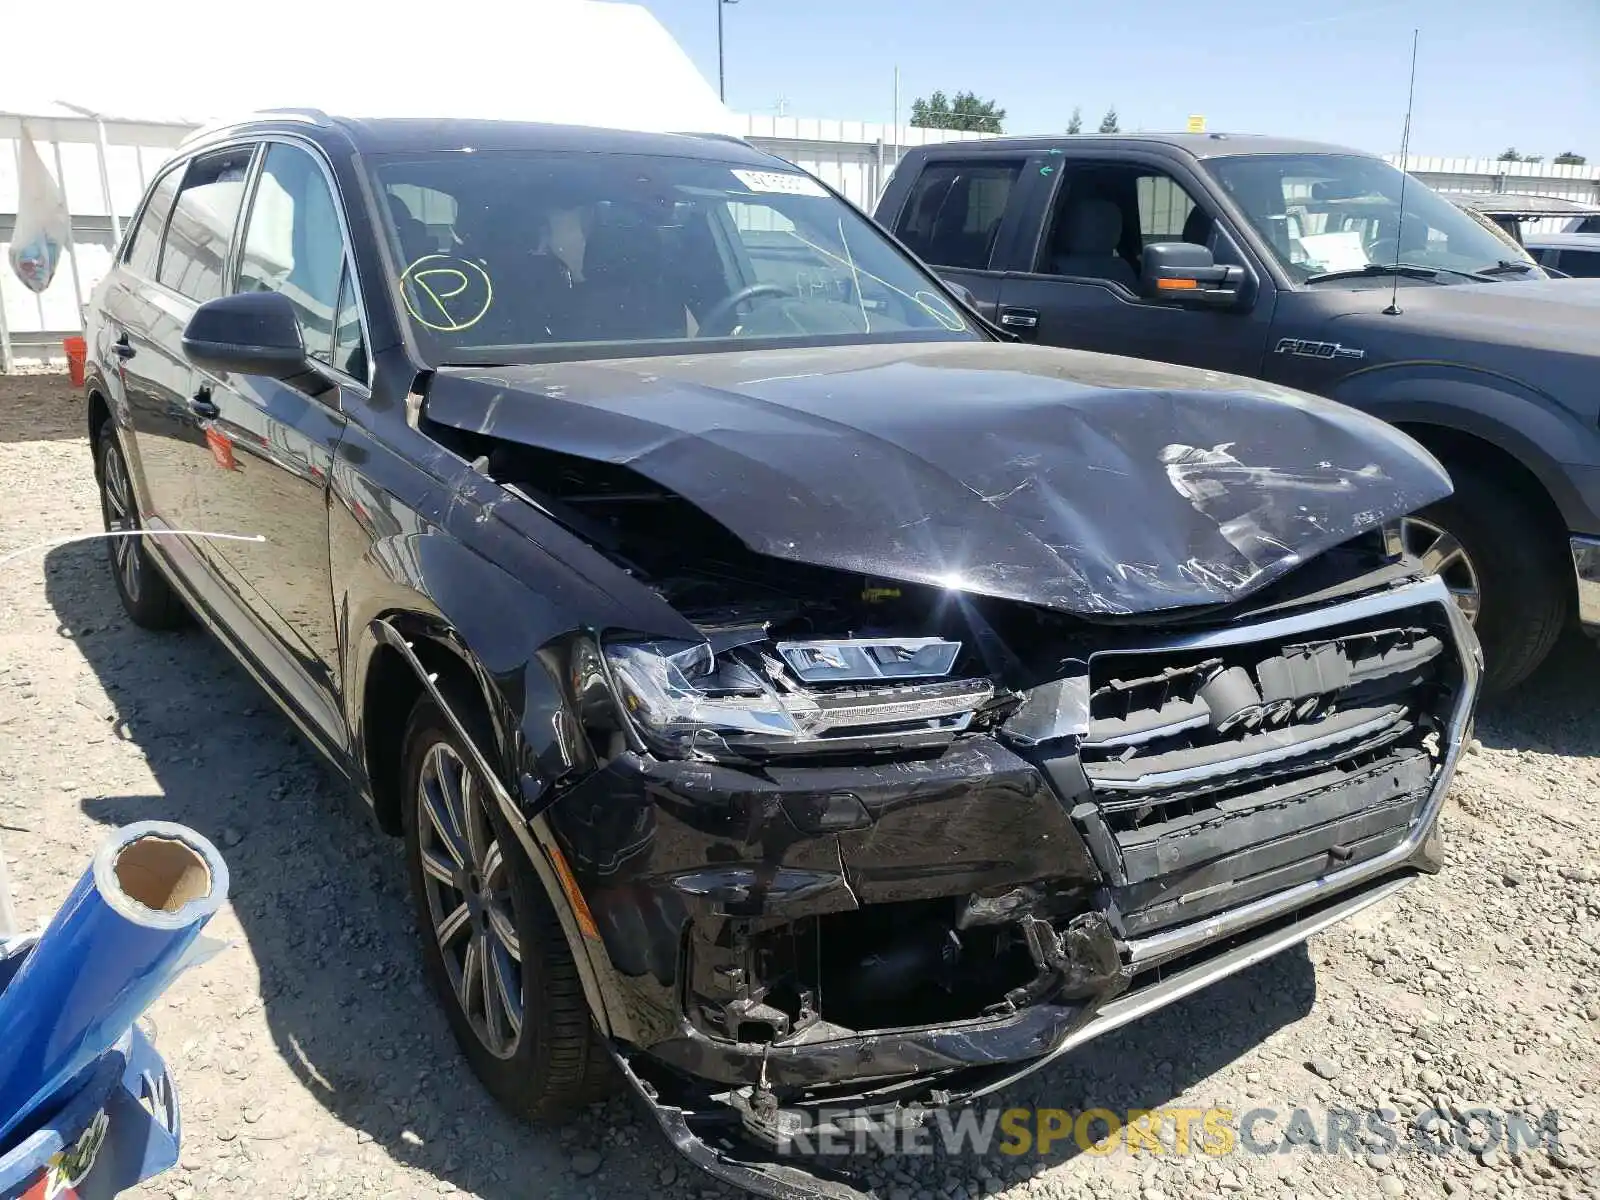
[
  {"left": 400, "top": 692, "right": 613, "bottom": 1119},
  {"left": 1406, "top": 464, "right": 1569, "bottom": 693},
  {"left": 96, "top": 433, "right": 186, "bottom": 630}
]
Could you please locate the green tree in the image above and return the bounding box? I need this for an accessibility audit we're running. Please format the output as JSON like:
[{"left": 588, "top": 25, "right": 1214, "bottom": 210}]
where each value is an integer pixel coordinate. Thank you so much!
[
  {"left": 1098, "top": 107, "right": 1120, "bottom": 134},
  {"left": 1497, "top": 147, "right": 1522, "bottom": 161},
  {"left": 910, "top": 90, "right": 1006, "bottom": 133},
  {"left": 1554, "top": 150, "right": 1587, "bottom": 165},
  {"left": 1066, "top": 107, "right": 1083, "bottom": 135}
]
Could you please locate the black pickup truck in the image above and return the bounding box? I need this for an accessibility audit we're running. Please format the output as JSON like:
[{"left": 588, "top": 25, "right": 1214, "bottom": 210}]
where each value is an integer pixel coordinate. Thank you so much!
[{"left": 876, "top": 134, "right": 1600, "bottom": 691}]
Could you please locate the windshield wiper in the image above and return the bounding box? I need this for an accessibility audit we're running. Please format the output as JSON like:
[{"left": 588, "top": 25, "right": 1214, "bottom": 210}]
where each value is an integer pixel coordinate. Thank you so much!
[
  {"left": 1305, "top": 262, "right": 1494, "bottom": 285},
  {"left": 1475, "top": 259, "right": 1537, "bottom": 277},
  {"left": 1304, "top": 263, "right": 1438, "bottom": 284}
]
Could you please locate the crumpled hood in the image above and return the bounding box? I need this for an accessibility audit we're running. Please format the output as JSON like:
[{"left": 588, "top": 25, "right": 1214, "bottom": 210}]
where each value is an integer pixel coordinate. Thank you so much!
[{"left": 425, "top": 341, "right": 1452, "bottom": 616}]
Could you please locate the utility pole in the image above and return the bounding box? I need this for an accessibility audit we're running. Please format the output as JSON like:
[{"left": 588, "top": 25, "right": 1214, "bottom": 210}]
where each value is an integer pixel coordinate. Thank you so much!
[{"left": 717, "top": 0, "right": 739, "bottom": 102}]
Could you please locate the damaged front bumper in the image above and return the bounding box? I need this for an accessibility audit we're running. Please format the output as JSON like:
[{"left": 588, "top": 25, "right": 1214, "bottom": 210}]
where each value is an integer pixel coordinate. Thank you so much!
[
  {"left": 554, "top": 576, "right": 1479, "bottom": 1199},
  {"left": 616, "top": 873, "right": 1420, "bottom": 1200}
]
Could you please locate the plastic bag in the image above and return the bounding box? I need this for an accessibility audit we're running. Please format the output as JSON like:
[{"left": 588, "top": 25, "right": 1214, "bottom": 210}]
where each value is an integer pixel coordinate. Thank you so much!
[{"left": 7, "top": 129, "right": 70, "bottom": 295}]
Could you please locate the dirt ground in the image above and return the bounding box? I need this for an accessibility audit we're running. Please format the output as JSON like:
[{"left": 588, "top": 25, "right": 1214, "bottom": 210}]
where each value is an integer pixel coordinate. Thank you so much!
[{"left": 1, "top": 371, "right": 1597, "bottom": 1200}]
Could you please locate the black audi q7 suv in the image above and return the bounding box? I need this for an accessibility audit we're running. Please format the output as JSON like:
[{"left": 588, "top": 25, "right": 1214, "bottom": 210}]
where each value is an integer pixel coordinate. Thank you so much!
[{"left": 82, "top": 111, "right": 1480, "bottom": 1198}]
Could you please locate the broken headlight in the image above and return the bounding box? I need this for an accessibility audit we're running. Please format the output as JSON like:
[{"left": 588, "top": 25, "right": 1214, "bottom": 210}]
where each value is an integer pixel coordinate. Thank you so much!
[{"left": 603, "top": 638, "right": 994, "bottom": 759}]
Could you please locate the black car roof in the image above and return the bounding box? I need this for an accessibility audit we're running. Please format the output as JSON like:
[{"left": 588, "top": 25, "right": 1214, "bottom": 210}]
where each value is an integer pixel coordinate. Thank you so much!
[
  {"left": 903, "top": 132, "right": 1371, "bottom": 159},
  {"left": 181, "top": 111, "right": 782, "bottom": 166}
]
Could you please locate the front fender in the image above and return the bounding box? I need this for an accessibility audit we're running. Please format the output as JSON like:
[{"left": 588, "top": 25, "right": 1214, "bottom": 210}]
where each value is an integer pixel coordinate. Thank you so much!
[
  {"left": 1327, "top": 360, "right": 1600, "bottom": 530},
  {"left": 336, "top": 534, "right": 645, "bottom": 1042},
  {"left": 330, "top": 419, "right": 700, "bottom": 1046}
]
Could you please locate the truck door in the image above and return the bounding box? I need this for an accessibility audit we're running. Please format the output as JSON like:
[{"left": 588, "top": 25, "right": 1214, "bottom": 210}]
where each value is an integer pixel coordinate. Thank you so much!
[
  {"left": 880, "top": 156, "right": 1029, "bottom": 325},
  {"left": 993, "top": 155, "right": 1278, "bottom": 375}
]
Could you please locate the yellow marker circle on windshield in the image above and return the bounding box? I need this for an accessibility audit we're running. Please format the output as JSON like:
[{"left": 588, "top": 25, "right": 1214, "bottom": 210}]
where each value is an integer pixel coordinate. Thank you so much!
[{"left": 401, "top": 254, "right": 494, "bottom": 332}]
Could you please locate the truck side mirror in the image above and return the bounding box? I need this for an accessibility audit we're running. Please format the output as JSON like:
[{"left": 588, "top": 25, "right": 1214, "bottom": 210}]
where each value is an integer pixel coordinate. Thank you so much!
[{"left": 1141, "top": 242, "right": 1249, "bottom": 309}]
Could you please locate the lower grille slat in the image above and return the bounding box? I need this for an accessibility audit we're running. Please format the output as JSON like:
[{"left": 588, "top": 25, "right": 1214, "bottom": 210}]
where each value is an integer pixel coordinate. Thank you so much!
[
  {"left": 1118, "top": 823, "right": 1412, "bottom": 936},
  {"left": 1116, "top": 751, "right": 1432, "bottom": 883},
  {"left": 1085, "top": 703, "right": 1407, "bottom": 791}
]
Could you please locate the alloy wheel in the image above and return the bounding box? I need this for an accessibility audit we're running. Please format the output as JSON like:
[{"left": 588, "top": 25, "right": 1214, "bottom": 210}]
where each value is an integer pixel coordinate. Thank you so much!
[
  {"left": 1401, "top": 516, "right": 1481, "bottom": 624},
  {"left": 415, "top": 741, "right": 524, "bottom": 1059},
  {"left": 100, "top": 441, "right": 142, "bottom": 603}
]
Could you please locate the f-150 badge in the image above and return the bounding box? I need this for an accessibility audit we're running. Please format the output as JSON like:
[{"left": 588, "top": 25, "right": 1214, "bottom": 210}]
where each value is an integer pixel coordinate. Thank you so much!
[{"left": 1274, "top": 338, "right": 1366, "bottom": 361}]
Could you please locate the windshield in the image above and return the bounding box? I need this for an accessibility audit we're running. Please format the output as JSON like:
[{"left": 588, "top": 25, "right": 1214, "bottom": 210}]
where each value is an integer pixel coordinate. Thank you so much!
[
  {"left": 369, "top": 151, "right": 977, "bottom": 364},
  {"left": 1203, "top": 153, "right": 1547, "bottom": 283}
]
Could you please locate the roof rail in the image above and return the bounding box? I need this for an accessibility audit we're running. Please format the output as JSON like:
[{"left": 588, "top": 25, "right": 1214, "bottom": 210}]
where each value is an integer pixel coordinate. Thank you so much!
[
  {"left": 676, "top": 131, "right": 752, "bottom": 146},
  {"left": 180, "top": 108, "right": 331, "bottom": 146},
  {"left": 253, "top": 107, "right": 334, "bottom": 125}
]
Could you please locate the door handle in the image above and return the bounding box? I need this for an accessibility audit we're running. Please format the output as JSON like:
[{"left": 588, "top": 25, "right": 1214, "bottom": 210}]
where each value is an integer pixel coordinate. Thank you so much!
[
  {"left": 113, "top": 334, "right": 136, "bottom": 360},
  {"left": 998, "top": 307, "right": 1041, "bottom": 331},
  {"left": 189, "top": 386, "right": 219, "bottom": 420}
]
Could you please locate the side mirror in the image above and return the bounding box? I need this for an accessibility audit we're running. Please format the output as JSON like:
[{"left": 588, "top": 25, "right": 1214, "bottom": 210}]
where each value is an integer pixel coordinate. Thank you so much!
[
  {"left": 946, "top": 281, "right": 978, "bottom": 309},
  {"left": 183, "top": 292, "right": 307, "bottom": 378},
  {"left": 1141, "top": 242, "right": 1248, "bottom": 309}
]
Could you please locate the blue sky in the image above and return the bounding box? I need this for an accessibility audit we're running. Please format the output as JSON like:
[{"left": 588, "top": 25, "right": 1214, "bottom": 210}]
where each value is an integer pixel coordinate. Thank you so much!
[{"left": 644, "top": 0, "right": 1599, "bottom": 160}]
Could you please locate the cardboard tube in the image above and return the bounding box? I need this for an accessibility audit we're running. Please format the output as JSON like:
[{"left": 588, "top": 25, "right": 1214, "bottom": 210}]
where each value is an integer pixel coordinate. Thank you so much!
[{"left": 0, "top": 822, "right": 228, "bottom": 1145}]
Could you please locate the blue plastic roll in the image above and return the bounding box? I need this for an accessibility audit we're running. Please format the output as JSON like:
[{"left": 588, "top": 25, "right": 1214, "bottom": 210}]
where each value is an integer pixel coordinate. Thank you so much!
[{"left": 0, "top": 822, "right": 228, "bottom": 1146}]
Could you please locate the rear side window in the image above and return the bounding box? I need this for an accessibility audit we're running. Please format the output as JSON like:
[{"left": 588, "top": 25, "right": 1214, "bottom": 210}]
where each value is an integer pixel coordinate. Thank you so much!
[
  {"left": 237, "top": 143, "right": 349, "bottom": 366},
  {"left": 123, "top": 170, "right": 181, "bottom": 278},
  {"left": 158, "top": 148, "right": 253, "bottom": 302},
  {"left": 894, "top": 161, "right": 1021, "bottom": 270}
]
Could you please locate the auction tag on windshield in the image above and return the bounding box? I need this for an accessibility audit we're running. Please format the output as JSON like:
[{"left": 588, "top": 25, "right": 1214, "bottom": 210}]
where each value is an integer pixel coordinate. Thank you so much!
[
  {"left": 731, "top": 169, "right": 827, "bottom": 197},
  {"left": 1298, "top": 231, "right": 1369, "bottom": 273}
]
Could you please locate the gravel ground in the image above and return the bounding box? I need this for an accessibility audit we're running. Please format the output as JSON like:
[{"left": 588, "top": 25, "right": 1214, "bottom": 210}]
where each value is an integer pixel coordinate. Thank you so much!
[{"left": 2, "top": 371, "right": 1597, "bottom": 1200}]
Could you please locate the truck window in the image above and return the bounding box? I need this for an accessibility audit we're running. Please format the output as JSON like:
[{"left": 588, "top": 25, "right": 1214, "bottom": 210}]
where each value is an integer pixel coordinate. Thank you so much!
[
  {"left": 1137, "top": 174, "right": 1202, "bottom": 244},
  {"left": 1205, "top": 153, "right": 1533, "bottom": 282},
  {"left": 894, "top": 161, "right": 1022, "bottom": 270},
  {"left": 1558, "top": 249, "right": 1600, "bottom": 278},
  {"left": 1035, "top": 165, "right": 1209, "bottom": 288}
]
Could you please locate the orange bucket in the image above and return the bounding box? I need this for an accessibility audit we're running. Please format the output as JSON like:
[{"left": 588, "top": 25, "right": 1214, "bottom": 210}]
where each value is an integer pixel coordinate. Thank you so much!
[{"left": 63, "top": 336, "right": 87, "bottom": 388}]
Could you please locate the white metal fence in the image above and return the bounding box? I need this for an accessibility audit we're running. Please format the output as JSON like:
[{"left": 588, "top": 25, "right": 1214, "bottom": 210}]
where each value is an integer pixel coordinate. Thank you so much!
[{"left": 2, "top": 108, "right": 1595, "bottom": 368}]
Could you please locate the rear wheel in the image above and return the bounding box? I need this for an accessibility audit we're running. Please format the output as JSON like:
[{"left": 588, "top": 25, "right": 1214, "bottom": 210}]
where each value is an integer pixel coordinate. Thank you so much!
[
  {"left": 96, "top": 434, "right": 186, "bottom": 630},
  {"left": 400, "top": 692, "right": 613, "bottom": 1118},
  {"left": 1406, "top": 464, "right": 1568, "bottom": 692}
]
